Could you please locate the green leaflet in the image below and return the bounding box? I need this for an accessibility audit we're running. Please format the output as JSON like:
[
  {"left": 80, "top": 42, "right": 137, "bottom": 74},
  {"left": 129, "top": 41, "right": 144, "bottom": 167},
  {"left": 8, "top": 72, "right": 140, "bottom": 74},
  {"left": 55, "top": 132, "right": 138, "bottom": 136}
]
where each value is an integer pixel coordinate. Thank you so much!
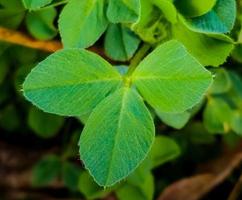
[
  {"left": 0, "top": 104, "right": 21, "bottom": 132},
  {"left": 22, "top": 0, "right": 53, "bottom": 10},
  {"left": 104, "top": 24, "right": 140, "bottom": 61},
  {"left": 175, "top": 0, "right": 217, "bottom": 18},
  {"left": 156, "top": 110, "right": 191, "bottom": 129},
  {"left": 28, "top": 107, "right": 64, "bottom": 138},
  {"left": 150, "top": 136, "right": 181, "bottom": 169},
  {"left": 151, "top": 0, "right": 177, "bottom": 23},
  {"left": 173, "top": 18, "right": 234, "bottom": 67},
  {"left": 231, "top": 111, "right": 242, "bottom": 136},
  {"left": 79, "top": 171, "right": 113, "bottom": 199},
  {"left": 203, "top": 97, "right": 233, "bottom": 133},
  {"left": 62, "top": 162, "right": 82, "bottom": 191},
  {"left": 32, "top": 155, "right": 62, "bottom": 187},
  {"left": 184, "top": 0, "right": 236, "bottom": 34},
  {"left": 23, "top": 49, "right": 122, "bottom": 116},
  {"left": 0, "top": 0, "right": 25, "bottom": 29},
  {"left": 59, "top": 0, "right": 108, "bottom": 48},
  {"left": 132, "top": 40, "right": 212, "bottom": 113},
  {"left": 116, "top": 173, "right": 154, "bottom": 200},
  {"left": 79, "top": 88, "right": 155, "bottom": 186},
  {"left": 132, "top": 0, "right": 171, "bottom": 44},
  {"left": 25, "top": 8, "right": 57, "bottom": 40},
  {"left": 107, "top": 0, "right": 140, "bottom": 23},
  {"left": 209, "top": 69, "right": 231, "bottom": 94}
]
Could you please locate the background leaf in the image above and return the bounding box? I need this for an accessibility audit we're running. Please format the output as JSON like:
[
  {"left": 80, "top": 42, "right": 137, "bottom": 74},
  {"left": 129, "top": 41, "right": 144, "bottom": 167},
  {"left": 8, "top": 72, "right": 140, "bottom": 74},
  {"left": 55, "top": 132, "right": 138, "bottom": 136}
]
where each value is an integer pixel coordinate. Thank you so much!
[
  {"left": 32, "top": 155, "right": 61, "bottom": 187},
  {"left": 28, "top": 107, "right": 64, "bottom": 138},
  {"left": 22, "top": 0, "right": 53, "bottom": 10},
  {"left": 25, "top": 7, "right": 57, "bottom": 40},
  {"left": 59, "top": 0, "right": 108, "bottom": 48},
  {"left": 107, "top": 0, "right": 140, "bottom": 23},
  {"left": 104, "top": 24, "right": 140, "bottom": 61},
  {"left": 184, "top": 0, "right": 236, "bottom": 34}
]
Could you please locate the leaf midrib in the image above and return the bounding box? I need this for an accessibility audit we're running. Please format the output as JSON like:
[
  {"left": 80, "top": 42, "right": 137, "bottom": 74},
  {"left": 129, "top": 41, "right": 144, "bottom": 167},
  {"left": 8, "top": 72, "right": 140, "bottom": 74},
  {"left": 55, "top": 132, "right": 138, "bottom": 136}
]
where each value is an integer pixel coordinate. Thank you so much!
[
  {"left": 104, "top": 89, "right": 128, "bottom": 185},
  {"left": 133, "top": 75, "right": 211, "bottom": 81},
  {"left": 24, "top": 78, "right": 121, "bottom": 91}
]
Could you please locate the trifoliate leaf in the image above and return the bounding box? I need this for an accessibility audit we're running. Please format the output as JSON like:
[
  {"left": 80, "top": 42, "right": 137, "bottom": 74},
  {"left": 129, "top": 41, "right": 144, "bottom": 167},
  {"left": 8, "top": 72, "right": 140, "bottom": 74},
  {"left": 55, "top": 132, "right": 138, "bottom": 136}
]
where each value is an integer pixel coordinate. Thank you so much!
[
  {"left": 23, "top": 49, "right": 122, "bottom": 116},
  {"left": 59, "top": 0, "right": 108, "bottom": 48},
  {"left": 132, "top": 40, "right": 212, "bottom": 113},
  {"left": 184, "top": 0, "right": 236, "bottom": 34},
  {"left": 150, "top": 136, "right": 181, "bottom": 168},
  {"left": 203, "top": 97, "right": 233, "bottom": 133},
  {"left": 22, "top": 0, "right": 53, "bottom": 10},
  {"left": 79, "top": 88, "right": 155, "bottom": 186},
  {"left": 107, "top": 0, "right": 140, "bottom": 23},
  {"left": 78, "top": 171, "right": 113, "bottom": 199},
  {"left": 28, "top": 107, "right": 64, "bottom": 138},
  {"left": 175, "top": 0, "right": 217, "bottom": 18},
  {"left": 173, "top": 18, "right": 234, "bottom": 67},
  {"left": 32, "top": 154, "right": 61, "bottom": 187},
  {"left": 132, "top": 0, "right": 172, "bottom": 44},
  {"left": 151, "top": 0, "right": 177, "bottom": 23},
  {"left": 25, "top": 7, "right": 57, "bottom": 40},
  {"left": 104, "top": 24, "right": 140, "bottom": 61},
  {"left": 62, "top": 162, "right": 82, "bottom": 191},
  {"left": 0, "top": 0, "right": 25, "bottom": 29},
  {"left": 116, "top": 173, "right": 154, "bottom": 200}
]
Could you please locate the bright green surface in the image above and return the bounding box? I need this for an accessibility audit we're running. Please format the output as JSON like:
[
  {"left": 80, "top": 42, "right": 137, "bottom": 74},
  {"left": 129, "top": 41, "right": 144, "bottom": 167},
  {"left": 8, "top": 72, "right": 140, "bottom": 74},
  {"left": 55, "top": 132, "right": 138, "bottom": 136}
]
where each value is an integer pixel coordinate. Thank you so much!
[
  {"left": 107, "top": 0, "right": 140, "bottom": 23},
  {"left": 185, "top": 0, "right": 236, "bottom": 33},
  {"left": 104, "top": 24, "right": 140, "bottom": 61},
  {"left": 59, "top": 0, "right": 108, "bottom": 48},
  {"left": 22, "top": 0, "right": 52, "bottom": 10},
  {"left": 23, "top": 49, "right": 122, "bottom": 116},
  {"left": 133, "top": 40, "right": 212, "bottom": 113},
  {"left": 79, "top": 88, "right": 155, "bottom": 186}
]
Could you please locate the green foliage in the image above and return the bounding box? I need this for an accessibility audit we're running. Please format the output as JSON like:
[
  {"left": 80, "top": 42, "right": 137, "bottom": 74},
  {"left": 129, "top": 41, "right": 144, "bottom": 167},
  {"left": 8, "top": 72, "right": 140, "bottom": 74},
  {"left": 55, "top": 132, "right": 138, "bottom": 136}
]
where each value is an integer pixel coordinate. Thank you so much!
[
  {"left": 183, "top": 0, "right": 236, "bottom": 34},
  {"left": 2, "top": 0, "right": 242, "bottom": 197},
  {"left": 23, "top": 49, "right": 122, "bottom": 116},
  {"left": 0, "top": 0, "right": 25, "bottom": 29},
  {"left": 25, "top": 8, "right": 57, "bottom": 40},
  {"left": 62, "top": 162, "right": 82, "bottom": 191},
  {"left": 107, "top": 0, "right": 140, "bottom": 23},
  {"left": 132, "top": 40, "right": 212, "bottom": 113},
  {"left": 175, "top": 0, "right": 217, "bottom": 17},
  {"left": 79, "top": 88, "right": 155, "bottom": 186},
  {"left": 22, "top": 0, "right": 53, "bottom": 10},
  {"left": 23, "top": 40, "right": 211, "bottom": 186},
  {"left": 28, "top": 107, "right": 64, "bottom": 138},
  {"left": 32, "top": 154, "right": 62, "bottom": 187},
  {"left": 59, "top": 0, "right": 108, "bottom": 48},
  {"left": 104, "top": 24, "right": 140, "bottom": 61}
]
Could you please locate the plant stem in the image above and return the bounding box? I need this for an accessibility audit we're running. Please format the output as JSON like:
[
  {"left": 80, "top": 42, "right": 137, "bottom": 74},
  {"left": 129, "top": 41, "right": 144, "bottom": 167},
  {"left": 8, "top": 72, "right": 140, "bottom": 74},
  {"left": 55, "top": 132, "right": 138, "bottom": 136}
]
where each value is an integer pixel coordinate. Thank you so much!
[
  {"left": 228, "top": 173, "right": 242, "bottom": 200},
  {"left": 127, "top": 43, "right": 151, "bottom": 76}
]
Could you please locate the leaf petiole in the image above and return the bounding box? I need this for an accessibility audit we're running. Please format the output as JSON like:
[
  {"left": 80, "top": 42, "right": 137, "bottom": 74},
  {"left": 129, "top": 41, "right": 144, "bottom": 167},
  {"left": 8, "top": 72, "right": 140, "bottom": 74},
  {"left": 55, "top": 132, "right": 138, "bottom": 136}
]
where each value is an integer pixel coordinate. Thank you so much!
[{"left": 127, "top": 43, "right": 151, "bottom": 76}]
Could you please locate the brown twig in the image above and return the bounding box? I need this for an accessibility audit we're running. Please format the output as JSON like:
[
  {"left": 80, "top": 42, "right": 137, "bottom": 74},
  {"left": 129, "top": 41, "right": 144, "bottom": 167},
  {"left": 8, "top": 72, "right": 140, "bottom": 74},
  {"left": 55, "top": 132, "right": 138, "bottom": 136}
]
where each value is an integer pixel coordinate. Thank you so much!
[
  {"left": 228, "top": 173, "right": 242, "bottom": 200},
  {"left": 0, "top": 27, "right": 62, "bottom": 52},
  {"left": 0, "top": 27, "right": 115, "bottom": 63}
]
